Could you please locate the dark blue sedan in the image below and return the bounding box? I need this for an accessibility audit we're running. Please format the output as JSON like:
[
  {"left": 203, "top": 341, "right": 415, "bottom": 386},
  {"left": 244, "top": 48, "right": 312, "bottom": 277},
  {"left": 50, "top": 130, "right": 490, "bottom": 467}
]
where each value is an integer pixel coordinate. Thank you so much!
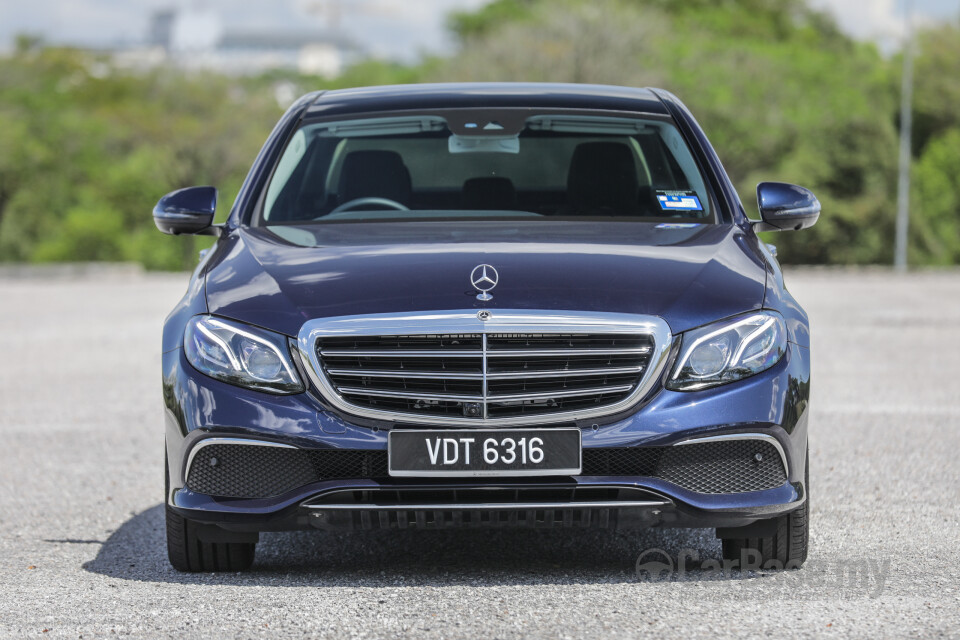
[{"left": 156, "top": 83, "right": 817, "bottom": 572}]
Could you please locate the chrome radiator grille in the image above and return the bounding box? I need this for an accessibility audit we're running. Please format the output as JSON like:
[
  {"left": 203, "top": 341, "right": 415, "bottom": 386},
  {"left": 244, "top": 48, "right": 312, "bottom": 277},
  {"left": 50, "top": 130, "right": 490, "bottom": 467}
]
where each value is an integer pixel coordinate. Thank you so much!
[
  {"left": 317, "top": 333, "right": 653, "bottom": 421},
  {"left": 299, "top": 311, "right": 671, "bottom": 427}
]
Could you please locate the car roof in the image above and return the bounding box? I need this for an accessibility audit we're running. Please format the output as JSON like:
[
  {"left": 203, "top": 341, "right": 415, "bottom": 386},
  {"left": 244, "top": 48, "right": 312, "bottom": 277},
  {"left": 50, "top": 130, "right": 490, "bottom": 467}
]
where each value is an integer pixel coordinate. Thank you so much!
[{"left": 304, "top": 82, "right": 669, "bottom": 119}]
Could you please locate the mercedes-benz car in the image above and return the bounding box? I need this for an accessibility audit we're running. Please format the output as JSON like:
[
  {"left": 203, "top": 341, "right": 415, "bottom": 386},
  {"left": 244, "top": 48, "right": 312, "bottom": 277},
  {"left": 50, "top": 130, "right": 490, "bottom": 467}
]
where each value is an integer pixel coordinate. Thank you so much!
[{"left": 157, "top": 83, "right": 816, "bottom": 572}]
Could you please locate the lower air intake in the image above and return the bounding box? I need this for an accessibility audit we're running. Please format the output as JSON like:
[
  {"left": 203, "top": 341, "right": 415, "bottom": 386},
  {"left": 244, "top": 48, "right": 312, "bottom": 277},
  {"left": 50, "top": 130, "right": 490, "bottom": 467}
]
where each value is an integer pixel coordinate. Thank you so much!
[{"left": 184, "top": 438, "right": 787, "bottom": 499}]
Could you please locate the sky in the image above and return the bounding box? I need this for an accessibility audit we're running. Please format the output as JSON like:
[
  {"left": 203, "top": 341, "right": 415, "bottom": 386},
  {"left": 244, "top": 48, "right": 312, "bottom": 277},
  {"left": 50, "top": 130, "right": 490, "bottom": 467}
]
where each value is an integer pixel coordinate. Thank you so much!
[
  {"left": 810, "top": 0, "right": 958, "bottom": 44},
  {"left": 0, "top": 0, "right": 956, "bottom": 59}
]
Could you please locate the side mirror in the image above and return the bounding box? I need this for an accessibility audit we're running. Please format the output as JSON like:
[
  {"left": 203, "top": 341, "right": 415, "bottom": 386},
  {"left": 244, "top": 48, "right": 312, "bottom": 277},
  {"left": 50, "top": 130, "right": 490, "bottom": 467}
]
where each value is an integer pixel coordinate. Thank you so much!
[
  {"left": 153, "top": 186, "right": 218, "bottom": 235},
  {"left": 754, "top": 182, "right": 820, "bottom": 232}
]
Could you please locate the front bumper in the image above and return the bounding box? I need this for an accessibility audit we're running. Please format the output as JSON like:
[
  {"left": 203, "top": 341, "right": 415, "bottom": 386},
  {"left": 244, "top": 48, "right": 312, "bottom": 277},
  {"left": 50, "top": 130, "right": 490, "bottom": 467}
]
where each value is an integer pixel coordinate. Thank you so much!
[{"left": 163, "top": 341, "right": 810, "bottom": 532}]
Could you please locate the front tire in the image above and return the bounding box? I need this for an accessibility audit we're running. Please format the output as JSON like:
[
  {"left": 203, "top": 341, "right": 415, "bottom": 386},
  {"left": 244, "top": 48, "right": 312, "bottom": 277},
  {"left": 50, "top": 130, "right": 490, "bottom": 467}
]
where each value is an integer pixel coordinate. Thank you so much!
[
  {"left": 719, "top": 446, "right": 809, "bottom": 569},
  {"left": 165, "top": 453, "right": 256, "bottom": 572}
]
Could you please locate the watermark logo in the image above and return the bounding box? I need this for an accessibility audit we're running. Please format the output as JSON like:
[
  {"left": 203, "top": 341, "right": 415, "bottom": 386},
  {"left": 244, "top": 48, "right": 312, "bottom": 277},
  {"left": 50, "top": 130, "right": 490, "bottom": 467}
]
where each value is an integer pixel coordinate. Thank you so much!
[
  {"left": 635, "top": 548, "right": 891, "bottom": 599},
  {"left": 634, "top": 548, "right": 675, "bottom": 582}
]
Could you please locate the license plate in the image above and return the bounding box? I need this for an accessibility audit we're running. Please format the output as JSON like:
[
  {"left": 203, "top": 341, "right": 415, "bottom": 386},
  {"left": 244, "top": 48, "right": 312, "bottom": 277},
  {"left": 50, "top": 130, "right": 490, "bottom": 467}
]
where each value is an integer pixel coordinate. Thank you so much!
[{"left": 388, "top": 428, "right": 582, "bottom": 477}]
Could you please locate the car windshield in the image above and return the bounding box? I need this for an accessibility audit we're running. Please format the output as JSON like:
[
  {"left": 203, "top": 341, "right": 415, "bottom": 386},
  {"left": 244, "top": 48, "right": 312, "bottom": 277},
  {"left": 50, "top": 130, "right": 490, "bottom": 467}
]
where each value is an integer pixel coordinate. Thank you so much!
[{"left": 259, "top": 112, "right": 715, "bottom": 224}]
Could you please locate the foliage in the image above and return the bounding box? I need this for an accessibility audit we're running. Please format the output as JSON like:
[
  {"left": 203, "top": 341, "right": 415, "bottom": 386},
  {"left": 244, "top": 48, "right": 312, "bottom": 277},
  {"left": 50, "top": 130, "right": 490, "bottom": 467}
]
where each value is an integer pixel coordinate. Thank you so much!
[
  {"left": 0, "top": 2, "right": 957, "bottom": 268},
  {"left": 448, "top": 0, "right": 538, "bottom": 39},
  {"left": 911, "top": 22, "right": 960, "bottom": 155},
  {"left": 0, "top": 48, "right": 443, "bottom": 270},
  {"left": 0, "top": 48, "right": 284, "bottom": 269},
  {"left": 912, "top": 128, "right": 960, "bottom": 264}
]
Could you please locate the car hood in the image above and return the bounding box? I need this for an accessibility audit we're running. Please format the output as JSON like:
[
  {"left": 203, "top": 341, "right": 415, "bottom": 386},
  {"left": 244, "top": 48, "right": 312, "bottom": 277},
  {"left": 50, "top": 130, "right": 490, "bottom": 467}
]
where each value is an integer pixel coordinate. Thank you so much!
[{"left": 204, "top": 221, "right": 767, "bottom": 337}]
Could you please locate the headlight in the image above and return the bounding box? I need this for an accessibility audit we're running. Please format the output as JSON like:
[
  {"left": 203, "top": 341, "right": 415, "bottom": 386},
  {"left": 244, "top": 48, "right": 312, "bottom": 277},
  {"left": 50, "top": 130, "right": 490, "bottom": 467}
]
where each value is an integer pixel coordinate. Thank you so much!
[
  {"left": 183, "top": 315, "right": 304, "bottom": 394},
  {"left": 666, "top": 311, "right": 786, "bottom": 391}
]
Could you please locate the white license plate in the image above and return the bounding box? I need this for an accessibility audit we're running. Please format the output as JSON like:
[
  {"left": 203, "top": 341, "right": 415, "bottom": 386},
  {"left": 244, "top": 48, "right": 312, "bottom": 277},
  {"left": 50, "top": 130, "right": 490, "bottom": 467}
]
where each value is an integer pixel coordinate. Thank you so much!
[{"left": 388, "top": 428, "right": 582, "bottom": 477}]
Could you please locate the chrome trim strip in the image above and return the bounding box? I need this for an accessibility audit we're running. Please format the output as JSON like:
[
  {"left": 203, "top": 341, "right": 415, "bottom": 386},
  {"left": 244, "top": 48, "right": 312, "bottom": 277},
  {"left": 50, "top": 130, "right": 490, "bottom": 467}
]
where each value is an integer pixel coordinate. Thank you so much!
[
  {"left": 320, "top": 347, "right": 651, "bottom": 358},
  {"left": 297, "top": 309, "right": 673, "bottom": 427},
  {"left": 485, "top": 347, "right": 652, "bottom": 357},
  {"left": 327, "top": 365, "right": 644, "bottom": 380},
  {"left": 339, "top": 387, "right": 483, "bottom": 402},
  {"left": 321, "top": 349, "right": 481, "bottom": 358},
  {"left": 183, "top": 437, "right": 297, "bottom": 485},
  {"left": 487, "top": 366, "right": 644, "bottom": 380},
  {"left": 337, "top": 384, "right": 634, "bottom": 404},
  {"left": 489, "top": 385, "right": 634, "bottom": 402},
  {"left": 673, "top": 433, "right": 789, "bottom": 476},
  {"left": 303, "top": 500, "right": 671, "bottom": 511},
  {"left": 327, "top": 369, "right": 483, "bottom": 379}
]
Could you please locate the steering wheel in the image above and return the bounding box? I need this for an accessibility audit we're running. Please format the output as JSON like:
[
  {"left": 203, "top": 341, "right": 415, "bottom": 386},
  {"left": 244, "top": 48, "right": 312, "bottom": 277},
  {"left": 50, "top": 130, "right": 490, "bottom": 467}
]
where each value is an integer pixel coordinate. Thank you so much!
[{"left": 328, "top": 197, "right": 409, "bottom": 215}]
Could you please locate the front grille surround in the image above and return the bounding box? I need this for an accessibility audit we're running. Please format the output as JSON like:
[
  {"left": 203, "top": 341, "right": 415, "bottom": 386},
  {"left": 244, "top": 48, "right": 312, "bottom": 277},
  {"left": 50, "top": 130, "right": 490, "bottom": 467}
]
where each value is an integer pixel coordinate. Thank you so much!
[{"left": 297, "top": 310, "right": 673, "bottom": 427}]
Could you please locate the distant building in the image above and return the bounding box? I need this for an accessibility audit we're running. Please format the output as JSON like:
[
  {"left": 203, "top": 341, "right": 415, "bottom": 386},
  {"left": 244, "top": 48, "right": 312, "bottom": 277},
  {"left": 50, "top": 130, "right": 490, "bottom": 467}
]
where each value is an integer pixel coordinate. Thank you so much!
[
  {"left": 148, "top": 9, "right": 177, "bottom": 49},
  {"left": 114, "top": 7, "right": 356, "bottom": 77},
  {"left": 214, "top": 30, "right": 350, "bottom": 77}
]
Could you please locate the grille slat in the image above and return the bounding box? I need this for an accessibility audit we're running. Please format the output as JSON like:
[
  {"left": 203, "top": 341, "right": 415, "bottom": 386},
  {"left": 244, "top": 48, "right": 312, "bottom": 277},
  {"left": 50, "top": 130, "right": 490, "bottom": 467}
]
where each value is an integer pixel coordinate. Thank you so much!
[
  {"left": 487, "top": 366, "right": 644, "bottom": 380},
  {"left": 325, "top": 366, "right": 645, "bottom": 380},
  {"left": 327, "top": 369, "right": 485, "bottom": 380},
  {"left": 321, "top": 349, "right": 482, "bottom": 358},
  {"left": 317, "top": 332, "right": 653, "bottom": 421},
  {"left": 485, "top": 348, "right": 651, "bottom": 357},
  {"left": 488, "top": 384, "right": 635, "bottom": 401},
  {"left": 339, "top": 387, "right": 485, "bottom": 402}
]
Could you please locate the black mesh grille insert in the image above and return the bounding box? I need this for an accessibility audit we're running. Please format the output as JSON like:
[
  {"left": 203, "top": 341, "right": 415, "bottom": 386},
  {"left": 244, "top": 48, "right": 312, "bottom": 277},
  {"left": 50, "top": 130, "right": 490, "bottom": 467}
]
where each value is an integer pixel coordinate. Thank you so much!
[
  {"left": 656, "top": 439, "right": 788, "bottom": 494},
  {"left": 184, "top": 439, "right": 787, "bottom": 499},
  {"left": 581, "top": 447, "right": 662, "bottom": 476},
  {"left": 582, "top": 440, "right": 787, "bottom": 493},
  {"left": 186, "top": 444, "right": 388, "bottom": 499}
]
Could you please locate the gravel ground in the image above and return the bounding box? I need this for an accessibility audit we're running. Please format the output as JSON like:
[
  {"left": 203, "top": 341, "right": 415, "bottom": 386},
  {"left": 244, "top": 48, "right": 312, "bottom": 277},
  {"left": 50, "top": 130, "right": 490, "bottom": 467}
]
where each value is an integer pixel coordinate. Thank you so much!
[{"left": 1, "top": 267, "right": 959, "bottom": 638}]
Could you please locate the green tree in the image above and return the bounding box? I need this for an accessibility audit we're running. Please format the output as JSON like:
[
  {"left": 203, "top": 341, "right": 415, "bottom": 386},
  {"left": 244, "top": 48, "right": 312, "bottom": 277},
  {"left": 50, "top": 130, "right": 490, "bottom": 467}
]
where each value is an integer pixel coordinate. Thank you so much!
[
  {"left": 911, "top": 21, "right": 960, "bottom": 155},
  {"left": 0, "top": 46, "right": 284, "bottom": 269},
  {"left": 912, "top": 128, "right": 960, "bottom": 264}
]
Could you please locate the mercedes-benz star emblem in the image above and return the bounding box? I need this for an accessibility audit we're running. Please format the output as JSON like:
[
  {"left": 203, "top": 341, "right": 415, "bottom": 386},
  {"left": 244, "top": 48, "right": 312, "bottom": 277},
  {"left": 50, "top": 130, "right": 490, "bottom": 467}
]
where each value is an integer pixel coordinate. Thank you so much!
[{"left": 470, "top": 264, "right": 499, "bottom": 301}]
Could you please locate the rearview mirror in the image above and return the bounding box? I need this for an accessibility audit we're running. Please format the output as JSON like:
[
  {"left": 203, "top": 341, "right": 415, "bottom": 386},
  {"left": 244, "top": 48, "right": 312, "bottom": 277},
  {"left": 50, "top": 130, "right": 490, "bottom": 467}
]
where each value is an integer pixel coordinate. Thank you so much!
[
  {"left": 754, "top": 182, "right": 820, "bottom": 232},
  {"left": 153, "top": 186, "right": 218, "bottom": 235}
]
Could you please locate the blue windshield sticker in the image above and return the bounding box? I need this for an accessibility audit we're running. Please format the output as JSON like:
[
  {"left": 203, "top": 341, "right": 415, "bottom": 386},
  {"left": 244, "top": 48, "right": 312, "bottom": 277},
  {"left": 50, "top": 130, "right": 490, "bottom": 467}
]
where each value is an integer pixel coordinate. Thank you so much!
[{"left": 656, "top": 191, "right": 703, "bottom": 211}]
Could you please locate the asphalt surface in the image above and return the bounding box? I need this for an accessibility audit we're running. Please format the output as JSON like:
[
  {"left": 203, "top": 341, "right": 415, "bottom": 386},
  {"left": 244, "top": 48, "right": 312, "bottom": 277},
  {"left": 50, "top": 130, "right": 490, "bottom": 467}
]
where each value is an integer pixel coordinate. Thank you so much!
[{"left": 1, "top": 267, "right": 959, "bottom": 638}]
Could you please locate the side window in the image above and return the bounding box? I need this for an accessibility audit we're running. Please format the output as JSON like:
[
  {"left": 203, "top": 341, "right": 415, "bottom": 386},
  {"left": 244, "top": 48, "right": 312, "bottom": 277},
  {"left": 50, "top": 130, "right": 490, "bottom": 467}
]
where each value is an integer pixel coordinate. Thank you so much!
[
  {"left": 264, "top": 129, "right": 308, "bottom": 220},
  {"left": 657, "top": 124, "right": 705, "bottom": 194}
]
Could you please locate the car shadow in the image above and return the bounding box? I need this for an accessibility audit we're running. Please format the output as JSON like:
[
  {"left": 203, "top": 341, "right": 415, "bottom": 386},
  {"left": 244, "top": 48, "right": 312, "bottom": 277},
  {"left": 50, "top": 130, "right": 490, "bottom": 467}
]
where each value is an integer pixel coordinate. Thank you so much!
[{"left": 82, "top": 504, "right": 744, "bottom": 587}]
